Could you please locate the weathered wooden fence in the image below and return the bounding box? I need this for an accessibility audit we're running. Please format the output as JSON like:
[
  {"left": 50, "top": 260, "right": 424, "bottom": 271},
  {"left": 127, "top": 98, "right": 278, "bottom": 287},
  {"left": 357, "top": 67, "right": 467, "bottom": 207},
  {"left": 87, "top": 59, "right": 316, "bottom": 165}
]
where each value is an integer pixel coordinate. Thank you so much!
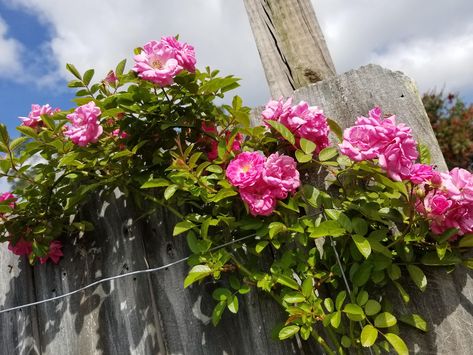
[{"left": 1, "top": 1, "right": 472, "bottom": 354}]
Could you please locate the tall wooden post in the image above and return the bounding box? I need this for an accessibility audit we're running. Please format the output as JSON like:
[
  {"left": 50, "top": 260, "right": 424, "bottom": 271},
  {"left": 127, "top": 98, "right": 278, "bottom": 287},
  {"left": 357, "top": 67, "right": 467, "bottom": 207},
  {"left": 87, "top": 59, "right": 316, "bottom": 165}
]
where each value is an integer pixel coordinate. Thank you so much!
[{"left": 243, "top": 0, "right": 336, "bottom": 98}]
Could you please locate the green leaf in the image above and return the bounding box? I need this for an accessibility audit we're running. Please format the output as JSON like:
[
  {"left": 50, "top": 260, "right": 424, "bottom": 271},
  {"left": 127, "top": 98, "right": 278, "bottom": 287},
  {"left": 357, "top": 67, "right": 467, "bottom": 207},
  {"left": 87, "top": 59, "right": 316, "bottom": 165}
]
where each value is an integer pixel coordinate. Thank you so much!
[
  {"left": 269, "top": 222, "right": 286, "bottom": 239},
  {"left": 173, "top": 221, "right": 196, "bottom": 236},
  {"left": 115, "top": 59, "right": 127, "bottom": 76},
  {"left": 300, "top": 138, "right": 316, "bottom": 154},
  {"left": 324, "top": 298, "right": 334, "bottom": 312},
  {"left": 255, "top": 241, "right": 268, "bottom": 254},
  {"left": 387, "top": 264, "right": 401, "bottom": 280},
  {"left": 393, "top": 281, "right": 410, "bottom": 303},
  {"left": 374, "top": 312, "right": 397, "bottom": 328},
  {"left": 141, "top": 178, "right": 170, "bottom": 189},
  {"left": 341, "top": 335, "right": 352, "bottom": 348},
  {"left": 164, "top": 185, "right": 178, "bottom": 200},
  {"left": 352, "top": 235, "right": 372, "bottom": 259},
  {"left": 361, "top": 325, "right": 378, "bottom": 347},
  {"left": 420, "top": 252, "right": 462, "bottom": 266},
  {"left": 66, "top": 63, "right": 82, "bottom": 79},
  {"left": 212, "top": 301, "right": 226, "bottom": 326},
  {"left": 398, "top": 314, "right": 428, "bottom": 332},
  {"left": 336, "top": 291, "right": 347, "bottom": 310},
  {"left": 295, "top": 149, "right": 312, "bottom": 163},
  {"left": 418, "top": 143, "right": 431, "bottom": 165},
  {"left": 227, "top": 295, "right": 239, "bottom": 313},
  {"left": 406, "top": 265, "right": 427, "bottom": 292},
  {"left": 0, "top": 124, "right": 10, "bottom": 145},
  {"left": 364, "top": 299, "right": 381, "bottom": 316},
  {"left": 384, "top": 333, "right": 408, "bottom": 355},
  {"left": 274, "top": 274, "right": 299, "bottom": 290},
  {"left": 183, "top": 265, "right": 212, "bottom": 288},
  {"left": 283, "top": 292, "right": 306, "bottom": 303},
  {"left": 327, "top": 118, "right": 343, "bottom": 141},
  {"left": 343, "top": 303, "right": 365, "bottom": 321},
  {"left": 435, "top": 228, "right": 459, "bottom": 243},
  {"left": 331, "top": 311, "right": 342, "bottom": 328},
  {"left": 82, "top": 69, "right": 94, "bottom": 86},
  {"left": 9, "top": 137, "right": 28, "bottom": 151},
  {"left": 309, "top": 220, "right": 345, "bottom": 238},
  {"left": 356, "top": 290, "right": 369, "bottom": 306},
  {"left": 352, "top": 217, "right": 368, "bottom": 236},
  {"left": 212, "top": 188, "right": 237, "bottom": 202},
  {"left": 266, "top": 119, "right": 295, "bottom": 145},
  {"left": 302, "top": 277, "right": 313, "bottom": 298},
  {"left": 278, "top": 325, "right": 300, "bottom": 340},
  {"left": 318, "top": 147, "right": 338, "bottom": 161},
  {"left": 459, "top": 234, "right": 473, "bottom": 248},
  {"left": 16, "top": 125, "right": 38, "bottom": 138}
]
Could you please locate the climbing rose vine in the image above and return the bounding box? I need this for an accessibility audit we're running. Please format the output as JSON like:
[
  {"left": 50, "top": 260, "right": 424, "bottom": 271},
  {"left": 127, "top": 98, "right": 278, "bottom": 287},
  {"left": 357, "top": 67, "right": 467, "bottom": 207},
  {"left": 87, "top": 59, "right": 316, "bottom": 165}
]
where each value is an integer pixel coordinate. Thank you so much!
[{"left": 1, "top": 36, "right": 472, "bottom": 355}]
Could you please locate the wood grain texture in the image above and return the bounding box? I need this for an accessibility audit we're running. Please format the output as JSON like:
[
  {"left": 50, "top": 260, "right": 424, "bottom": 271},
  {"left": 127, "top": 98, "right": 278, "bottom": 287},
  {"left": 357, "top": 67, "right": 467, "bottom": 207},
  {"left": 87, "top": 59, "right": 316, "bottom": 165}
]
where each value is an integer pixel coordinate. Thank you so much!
[{"left": 243, "top": 0, "right": 336, "bottom": 98}]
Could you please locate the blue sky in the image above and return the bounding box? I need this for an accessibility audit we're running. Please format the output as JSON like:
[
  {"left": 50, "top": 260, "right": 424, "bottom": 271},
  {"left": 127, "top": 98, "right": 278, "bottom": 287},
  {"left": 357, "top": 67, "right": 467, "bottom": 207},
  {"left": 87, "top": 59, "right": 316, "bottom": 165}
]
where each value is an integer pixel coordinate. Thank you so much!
[{"left": 0, "top": 0, "right": 472, "bottom": 140}]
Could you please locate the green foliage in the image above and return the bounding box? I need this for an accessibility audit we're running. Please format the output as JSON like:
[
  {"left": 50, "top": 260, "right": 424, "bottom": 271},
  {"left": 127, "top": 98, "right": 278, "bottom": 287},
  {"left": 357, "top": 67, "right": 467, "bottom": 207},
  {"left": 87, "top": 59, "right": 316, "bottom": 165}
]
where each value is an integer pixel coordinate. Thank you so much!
[
  {"left": 1, "top": 46, "right": 471, "bottom": 355},
  {"left": 423, "top": 92, "right": 473, "bottom": 170}
]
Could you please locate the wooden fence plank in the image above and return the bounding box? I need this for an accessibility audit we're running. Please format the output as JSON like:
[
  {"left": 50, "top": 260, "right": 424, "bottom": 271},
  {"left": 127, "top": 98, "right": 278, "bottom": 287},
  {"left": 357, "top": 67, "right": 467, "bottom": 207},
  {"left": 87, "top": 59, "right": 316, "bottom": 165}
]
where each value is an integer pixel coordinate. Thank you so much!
[{"left": 243, "top": 0, "right": 336, "bottom": 98}]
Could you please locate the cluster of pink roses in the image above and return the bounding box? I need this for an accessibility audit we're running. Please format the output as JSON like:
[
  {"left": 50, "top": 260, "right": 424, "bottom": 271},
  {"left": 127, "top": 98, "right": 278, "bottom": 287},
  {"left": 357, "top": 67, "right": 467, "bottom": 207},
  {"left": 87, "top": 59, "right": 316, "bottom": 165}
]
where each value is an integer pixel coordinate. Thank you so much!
[
  {"left": 0, "top": 192, "right": 63, "bottom": 263},
  {"left": 20, "top": 104, "right": 60, "bottom": 128},
  {"left": 340, "top": 107, "right": 419, "bottom": 181},
  {"left": 262, "top": 98, "right": 330, "bottom": 153},
  {"left": 64, "top": 101, "right": 103, "bottom": 147},
  {"left": 133, "top": 36, "right": 196, "bottom": 86},
  {"left": 226, "top": 152, "right": 300, "bottom": 216},
  {"left": 416, "top": 168, "right": 473, "bottom": 237}
]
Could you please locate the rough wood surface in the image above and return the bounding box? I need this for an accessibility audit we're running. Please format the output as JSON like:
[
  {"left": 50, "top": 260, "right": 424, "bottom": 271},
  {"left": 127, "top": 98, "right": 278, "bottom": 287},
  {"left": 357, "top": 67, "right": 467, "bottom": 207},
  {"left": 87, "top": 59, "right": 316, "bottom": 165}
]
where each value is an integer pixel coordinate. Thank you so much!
[{"left": 243, "top": 0, "right": 336, "bottom": 98}]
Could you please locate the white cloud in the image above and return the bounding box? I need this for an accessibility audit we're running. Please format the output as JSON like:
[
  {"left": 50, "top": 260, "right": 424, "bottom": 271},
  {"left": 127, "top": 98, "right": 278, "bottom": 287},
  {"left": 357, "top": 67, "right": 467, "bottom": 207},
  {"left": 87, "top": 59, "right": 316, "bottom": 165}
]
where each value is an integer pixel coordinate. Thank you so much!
[
  {"left": 5, "top": 0, "right": 270, "bottom": 106},
  {"left": 0, "top": 16, "right": 22, "bottom": 76},
  {"left": 3, "top": 0, "right": 473, "bottom": 103},
  {"left": 312, "top": 0, "right": 473, "bottom": 95}
]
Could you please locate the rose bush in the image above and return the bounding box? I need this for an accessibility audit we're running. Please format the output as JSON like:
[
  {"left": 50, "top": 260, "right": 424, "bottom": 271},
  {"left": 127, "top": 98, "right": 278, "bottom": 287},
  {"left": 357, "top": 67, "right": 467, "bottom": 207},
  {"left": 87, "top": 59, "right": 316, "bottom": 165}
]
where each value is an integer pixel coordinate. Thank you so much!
[{"left": 0, "top": 36, "right": 472, "bottom": 354}]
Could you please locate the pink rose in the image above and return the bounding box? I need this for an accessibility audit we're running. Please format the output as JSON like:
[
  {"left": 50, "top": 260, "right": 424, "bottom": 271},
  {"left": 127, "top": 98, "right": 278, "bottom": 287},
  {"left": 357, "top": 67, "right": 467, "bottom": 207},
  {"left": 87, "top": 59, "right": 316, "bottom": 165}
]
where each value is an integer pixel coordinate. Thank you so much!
[
  {"left": 64, "top": 102, "right": 103, "bottom": 146},
  {"left": 161, "top": 36, "right": 196, "bottom": 72},
  {"left": 262, "top": 98, "right": 330, "bottom": 153},
  {"left": 225, "top": 131, "right": 244, "bottom": 153},
  {"left": 133, "top": 37, "right": 195, "bottom": 86},
  {"left": 112, "top": 129, "right": 128, "bottom": 139},
  {"left": 409, "top": 164, "right": 435, "bottom": 184},
  {"left": 8, "top": 238, "right": 32, "bottom": 256},
  {"left": 239, "top": 180, "right": 277, "bottom": 216},
  {"left": 378, "top": 135, "right": 418, "bottom": 181},
  {"left": 262, "top": 153, "right": 300, "bottom": 199},
  {"left": 19, "top": 104, "right": 59, "bottom": 128},
  {"left": 39, "top": 240, "right": 64, "bottom": 264},
  {"left": 226, "top": 152, "right": 265, "bottom": 188},
  {"left": 0, "top": 192, "right": 16, "bottom": 209},
  {"left": 104, "top": 70, "right": 118, "bottom": 85},
  {"left": 262, "top": 97, "right": 293, "bottom": 122},
  {"left": 447, "top": 168, "right": 473, "bottom": 202}
]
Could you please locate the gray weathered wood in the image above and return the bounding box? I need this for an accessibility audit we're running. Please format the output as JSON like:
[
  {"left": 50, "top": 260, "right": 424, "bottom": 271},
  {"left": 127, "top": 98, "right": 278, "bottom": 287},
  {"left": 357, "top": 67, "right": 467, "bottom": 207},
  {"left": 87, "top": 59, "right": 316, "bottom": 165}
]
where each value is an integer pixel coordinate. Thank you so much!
[{"left": 243, "top": 0, "right": 336, "bottom": 98}]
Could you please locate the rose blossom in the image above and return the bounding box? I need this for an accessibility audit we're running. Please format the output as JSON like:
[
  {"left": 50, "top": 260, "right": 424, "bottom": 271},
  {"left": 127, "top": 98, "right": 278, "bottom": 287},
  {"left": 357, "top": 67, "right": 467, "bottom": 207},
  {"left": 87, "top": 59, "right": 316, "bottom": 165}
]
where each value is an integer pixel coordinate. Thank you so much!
[
  {"left": 262, "top": 153, "right": 300, "bottom": 199},
  {"left": 39, "top": 240, "right": 64, "bottom": 264},
  {"left": 409, "top": 164, "right": 435, "bottom": 184},
  {"left": 378, "top": 134, "right": 418, "bottom": 181},
  {"left": 112, "top": 129, "right": 128, "bottom": 139},
  {"left": 226, "top": 152, "right": 265, "bottom": 188},
  {"left": 263, "top": 98, "right": 330, "bottom": 153},
  {"left": 64, "top": 102, "right": 103, "bottom": 146},
  {"left": 19, "top": 104, "right": 59, "bottom": 128},
  {"left": 239, "top": 181, "right": 277, "bottom": 216},
  {"left": 340, "top": 107, "right": 419, "bottom": 181},
  {"left": 161, "top": 36, "right": 196, "bottom": 72},
  {"left": 133, "top": 37, "right": 195, "bottom": 86},
  {"left": 8, "top": 238, "right": 32, "bottom": 256},
  {"left": 104, "top": 70, "right": 118, "bottom": 85},
  {"left": 286, "top": 101, "right": 330, "bottom": 152},
  {"left": 0, "top": 192, "right": 16, "bottom": 209},
  {"left": 262, "top": 97, "right": 293, "bottom": 122}
]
